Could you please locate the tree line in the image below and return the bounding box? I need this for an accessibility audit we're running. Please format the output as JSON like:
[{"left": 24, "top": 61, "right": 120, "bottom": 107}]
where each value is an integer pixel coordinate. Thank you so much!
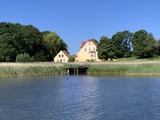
[
  {"left": 97, "top": 30, "right": 160, "bottom": 60},
  {"left": 1, "top": 22, "right": 160, "bottom": 62},
  {"left": 0, "top": 22, "right": 68, "bottom": 62}
]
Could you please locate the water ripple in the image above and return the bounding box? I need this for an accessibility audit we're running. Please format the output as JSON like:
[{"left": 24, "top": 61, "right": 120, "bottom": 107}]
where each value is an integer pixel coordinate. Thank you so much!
[{"left": 1, "top": 76, "right": 160, "bottom": 120}]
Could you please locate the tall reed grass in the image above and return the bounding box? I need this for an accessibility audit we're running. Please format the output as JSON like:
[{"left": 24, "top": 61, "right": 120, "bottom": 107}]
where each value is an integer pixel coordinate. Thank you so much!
[
  {"left": 0, "top": 66, "right": 66, "bottom": 78},
  {"left": 1, "top": 62, "right": 160, "bottom": 78},
  {"left": 88, "top": 64, "right": 160, "bottom": 76}
]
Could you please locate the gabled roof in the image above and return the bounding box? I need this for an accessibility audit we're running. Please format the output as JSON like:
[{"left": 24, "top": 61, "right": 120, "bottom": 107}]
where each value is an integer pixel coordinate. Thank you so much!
[
  {"left": 62, "top": 50, "right": 70, "bottom": 58},
  {"left": 80, "top": 39, "right": 98, "bottom": 48},
  {"left": 88, "top": 39, "right": 98, "bottom": 46}
]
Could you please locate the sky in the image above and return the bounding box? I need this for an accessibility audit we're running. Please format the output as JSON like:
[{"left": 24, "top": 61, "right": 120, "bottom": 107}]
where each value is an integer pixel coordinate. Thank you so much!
[{"left": 0, "top": 0, "right": 160, "bottom": 55}]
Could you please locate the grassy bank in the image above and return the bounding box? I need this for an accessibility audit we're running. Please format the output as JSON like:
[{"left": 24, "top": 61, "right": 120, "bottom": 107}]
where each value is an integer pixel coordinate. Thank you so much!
[{"left": 88, "top": 63, "right": 160, "bottom": 76}]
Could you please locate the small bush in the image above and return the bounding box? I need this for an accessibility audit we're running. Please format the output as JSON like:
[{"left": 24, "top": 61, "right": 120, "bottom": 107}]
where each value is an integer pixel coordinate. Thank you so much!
[
  {"left": 16, "top": 53, "right": 31, "bottom": 62},
  {"left": 68, "top": 57, "right": 75, "bottom": 62}
]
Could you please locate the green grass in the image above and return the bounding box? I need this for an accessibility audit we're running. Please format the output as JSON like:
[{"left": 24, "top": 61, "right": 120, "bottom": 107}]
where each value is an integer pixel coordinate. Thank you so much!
[
  {"left": 117, "top": 56, "right": 160, "bottom": 61},
  {"left": 116, "top": 57, "right": 138, "bottom": 61}
]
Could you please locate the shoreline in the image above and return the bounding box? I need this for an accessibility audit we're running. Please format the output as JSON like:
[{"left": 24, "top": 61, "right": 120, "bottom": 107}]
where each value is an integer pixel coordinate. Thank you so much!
[{"left": 1, "top": 61, "right": 160, "bottom": 78}]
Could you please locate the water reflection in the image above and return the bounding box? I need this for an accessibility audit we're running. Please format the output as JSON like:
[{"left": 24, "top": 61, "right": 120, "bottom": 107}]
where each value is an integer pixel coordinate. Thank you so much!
[
  {"left": 1, "top": 76, "right": 160, "bottom": 120},
  {"left": 55, "top": 76, "right": 104, "bottom": 120}
]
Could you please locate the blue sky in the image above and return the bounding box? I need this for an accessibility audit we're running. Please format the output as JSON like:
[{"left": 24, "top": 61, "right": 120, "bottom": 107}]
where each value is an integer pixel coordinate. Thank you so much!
[{"left": 0, "top": 0, "right": 160, "bottom": 54}]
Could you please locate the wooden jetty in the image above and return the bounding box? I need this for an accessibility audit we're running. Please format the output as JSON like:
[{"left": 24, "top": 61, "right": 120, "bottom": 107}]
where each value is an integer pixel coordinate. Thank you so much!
[{"left": 66, "top": 66, "right": 88, "bottom": 75}]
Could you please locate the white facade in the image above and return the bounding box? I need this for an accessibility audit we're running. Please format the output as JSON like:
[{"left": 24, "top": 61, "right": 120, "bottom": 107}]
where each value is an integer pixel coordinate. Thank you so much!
[{"left": 54, "top": 50, "right": 70, "bottom": 63}]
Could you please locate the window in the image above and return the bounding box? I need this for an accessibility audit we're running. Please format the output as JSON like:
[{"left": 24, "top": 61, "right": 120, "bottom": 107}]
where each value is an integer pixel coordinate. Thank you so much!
[
  {"left": 89, "top": 48, "right": 91, "bottom": 51},
  {"left": 93, "top": 47, "right": 95, "bottom": 51},
  {"left": 59, "top": 55, "right": 61, "bottom": 58},
  {"left": 89, "top": 42, "right": 91, "bottom": 45},
  {"left": 62, "top": 54, "right": 64, "bottom": 57},
  {"left": 90, "top": 53, "right": 96, "bottom": 58},
  {"left": 84, "top": 48, "right": 86, "bottom": 51}
]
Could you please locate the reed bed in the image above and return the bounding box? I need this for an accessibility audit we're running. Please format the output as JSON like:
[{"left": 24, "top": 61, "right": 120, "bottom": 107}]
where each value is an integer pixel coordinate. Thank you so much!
[
  {"left": 1, "top": 61, "right": 160, "bottom": 78},
  {"left": 88, "top": 63, "right": 160, "bottom": 76},
  {"left": 0, "top": 65, "right": 66, "bottom": 78}
]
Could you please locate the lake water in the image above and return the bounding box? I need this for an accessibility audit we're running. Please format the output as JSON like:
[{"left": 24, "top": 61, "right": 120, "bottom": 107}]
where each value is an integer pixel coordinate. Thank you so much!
[{"left": 0, "top": 75, "right": 160, "bottom": 120}]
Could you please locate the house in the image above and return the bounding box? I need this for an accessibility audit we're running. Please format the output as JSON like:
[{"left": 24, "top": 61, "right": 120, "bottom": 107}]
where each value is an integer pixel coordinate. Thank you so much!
[
  {"left": 76, "top": 39, "right": 101, "bottom": 62},
  {"left": 54, "top": 50, "right": 70, "bottom": 63}
]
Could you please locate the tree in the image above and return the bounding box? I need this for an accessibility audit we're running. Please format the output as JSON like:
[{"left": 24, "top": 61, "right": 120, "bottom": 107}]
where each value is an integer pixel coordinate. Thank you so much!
[
  {"left": 42, "top": 32, "right": 68, "bottom": 60},
  {"left": 0, "top": 43, "right": 16, "bottom": 62},
  {"left": 41, "top": 31, "right": 51, "bottom": 35},
  {"left": 111, "top": 31, "right": 133, "bottom": 58},
  {"left": 97, "top": 36, "right": 116, "bottom": 60},
  {"left": 121, "top": 31, "right": 133, "bottom": 57},
  {"left": 132, "top": 30, "right": 156, "bottom": 58},
  {"left": 155, "top": 40, "right": 160, "bottom": 55},
  {"left": 0, "top": 22, "right": 47, "bottom": 62}
]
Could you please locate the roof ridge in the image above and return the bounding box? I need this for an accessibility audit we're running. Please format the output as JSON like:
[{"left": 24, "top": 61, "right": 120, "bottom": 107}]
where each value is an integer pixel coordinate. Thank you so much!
[
  {"left": 62, "top": 50, "right": 70, "bottom": 58},
  {"left": 80, "top": 39, "right": 98, "bottom": 49}
]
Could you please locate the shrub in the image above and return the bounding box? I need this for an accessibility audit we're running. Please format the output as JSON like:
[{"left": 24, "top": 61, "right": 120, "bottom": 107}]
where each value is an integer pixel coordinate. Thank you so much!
[
  {"left": 16, "top": 53, "right": 31, "bottom": 62},
  {"left": 68, "top": 57, "right": 75, "bottom": 62}
]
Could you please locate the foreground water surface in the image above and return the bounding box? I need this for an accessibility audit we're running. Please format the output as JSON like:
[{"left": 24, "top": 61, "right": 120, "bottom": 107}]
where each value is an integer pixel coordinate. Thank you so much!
[{"left": 0, "top": 75, "right": 160, "bottom": 120}]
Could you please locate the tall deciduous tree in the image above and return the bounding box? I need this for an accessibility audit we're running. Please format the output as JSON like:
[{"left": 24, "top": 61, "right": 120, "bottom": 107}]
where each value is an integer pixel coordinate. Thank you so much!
[
  {"left": 42, "top": 32, "right": 68, "bottom": 60},
  {"left": 111, "top": 31, "right": 133, "bottom": 58},
  {"left": 97, "top": 36, "right": 116, "bottom": 60},
  {"left": 0, "top": 22, "right": 46, "bottom": 62},
  {"left": 133, "top": 30, "right": 156, "bottom": 58},
  {"left": 121, "top": 31, "right": 133, "bottom": 57},
  {"left": 155, "top": 40, "right": 160, "bottom": 55}
]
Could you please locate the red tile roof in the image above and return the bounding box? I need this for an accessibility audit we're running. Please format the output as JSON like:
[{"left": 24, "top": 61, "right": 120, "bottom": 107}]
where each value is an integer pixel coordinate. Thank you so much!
[
  {"left": 88, "top": 39, "right": 98, "bottom": 46},
  {"left": 80, "top": 42, "right": 87, "bottom": 48},
  {"left": 62, "top": 50, "right": 70, "bottom": 58},
  {"left": 80, "top": 39, "right": 98, "bottom": 49}
]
